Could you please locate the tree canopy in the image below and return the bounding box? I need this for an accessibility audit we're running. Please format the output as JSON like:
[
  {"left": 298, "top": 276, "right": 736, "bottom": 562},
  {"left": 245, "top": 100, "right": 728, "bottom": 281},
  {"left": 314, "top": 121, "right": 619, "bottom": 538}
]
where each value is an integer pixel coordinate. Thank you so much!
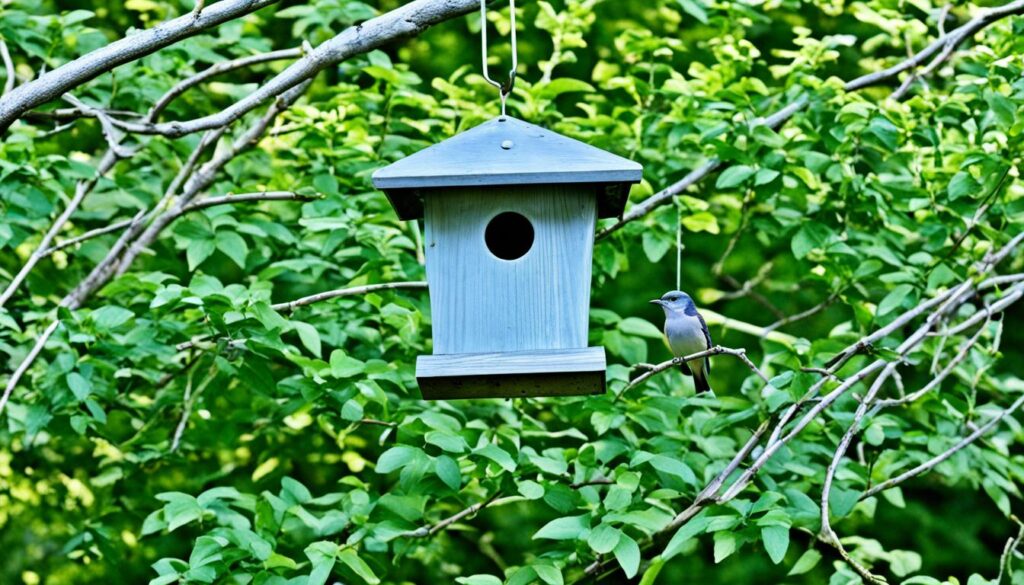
[{"left": 1, "top": 0, "right": 1024, "bottom": 584}]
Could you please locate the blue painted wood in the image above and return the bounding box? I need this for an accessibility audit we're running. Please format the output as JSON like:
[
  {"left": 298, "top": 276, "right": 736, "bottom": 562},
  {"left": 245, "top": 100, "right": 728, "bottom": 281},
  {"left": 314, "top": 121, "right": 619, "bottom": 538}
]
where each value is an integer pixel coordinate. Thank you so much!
[
  {"left": 423, "top": 185, "right": 596, "bottom": 354},
  {"left": 371, "top": 116, "right": 642, "bottom": 220}
]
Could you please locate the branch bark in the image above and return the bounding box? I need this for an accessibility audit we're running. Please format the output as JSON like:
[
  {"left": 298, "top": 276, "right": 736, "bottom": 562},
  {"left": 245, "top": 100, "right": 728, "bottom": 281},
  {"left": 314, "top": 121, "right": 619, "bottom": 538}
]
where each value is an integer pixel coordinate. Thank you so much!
[
  {"left": 101, "top": 0, "right": 481, "bottom": 138},
  {"left": 0, "top": 0, "right": 280, "bottom": 133}
]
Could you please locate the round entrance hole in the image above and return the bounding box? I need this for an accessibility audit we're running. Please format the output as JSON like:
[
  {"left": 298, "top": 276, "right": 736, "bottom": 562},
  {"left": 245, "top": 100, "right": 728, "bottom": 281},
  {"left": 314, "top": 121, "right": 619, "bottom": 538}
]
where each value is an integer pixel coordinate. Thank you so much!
[{"left": 485, "top": 211, "right": 534, "bottom": 261}]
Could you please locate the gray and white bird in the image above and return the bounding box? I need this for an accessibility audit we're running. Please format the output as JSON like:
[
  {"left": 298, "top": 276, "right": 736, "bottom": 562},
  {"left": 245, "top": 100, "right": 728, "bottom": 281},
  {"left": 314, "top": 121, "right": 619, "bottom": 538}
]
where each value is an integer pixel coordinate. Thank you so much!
[{"left": 650, "top": 290, "right": 713, "bottom": 393}]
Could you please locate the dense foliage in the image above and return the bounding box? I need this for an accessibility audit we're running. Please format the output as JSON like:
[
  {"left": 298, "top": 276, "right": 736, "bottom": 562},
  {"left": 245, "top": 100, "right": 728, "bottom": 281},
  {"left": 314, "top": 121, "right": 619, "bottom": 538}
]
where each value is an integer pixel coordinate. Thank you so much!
[{"left": 1, "top": 0, "right": 1024, "bottom": 584}]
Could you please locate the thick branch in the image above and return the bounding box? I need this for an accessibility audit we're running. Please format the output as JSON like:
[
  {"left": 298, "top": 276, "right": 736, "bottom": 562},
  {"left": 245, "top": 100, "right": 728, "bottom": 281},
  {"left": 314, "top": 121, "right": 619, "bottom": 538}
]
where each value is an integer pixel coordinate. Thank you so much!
[
  {"left": 103, "top": 0, "right": 481, "bottom": 138},
  {"left": 0, "top": 0, "right": 280, "bottom": 133}
]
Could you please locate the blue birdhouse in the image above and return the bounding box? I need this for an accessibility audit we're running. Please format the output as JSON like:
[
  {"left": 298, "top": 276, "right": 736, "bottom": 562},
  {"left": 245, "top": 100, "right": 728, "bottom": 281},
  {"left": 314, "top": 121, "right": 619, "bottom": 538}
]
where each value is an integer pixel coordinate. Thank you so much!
[{"left": 372, "top": 116, "right": 642, "bottom": 399}]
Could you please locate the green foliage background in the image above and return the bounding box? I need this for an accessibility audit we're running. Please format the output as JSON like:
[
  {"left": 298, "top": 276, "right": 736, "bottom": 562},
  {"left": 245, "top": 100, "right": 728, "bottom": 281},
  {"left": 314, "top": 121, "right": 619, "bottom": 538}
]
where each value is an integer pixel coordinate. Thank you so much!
[{"left": 1, "top": 0, "right": 1024, "bottom": 584}]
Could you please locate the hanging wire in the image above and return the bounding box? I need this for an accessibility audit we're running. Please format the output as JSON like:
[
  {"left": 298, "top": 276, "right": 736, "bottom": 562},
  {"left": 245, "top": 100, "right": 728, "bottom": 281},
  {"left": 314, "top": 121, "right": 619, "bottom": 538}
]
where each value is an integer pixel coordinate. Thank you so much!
[
  {"left": 480, "top": 0, "right": 518, "bottom": 116},
  {"left": 675, "top": 198, "right": 683, "bottom": 291}
]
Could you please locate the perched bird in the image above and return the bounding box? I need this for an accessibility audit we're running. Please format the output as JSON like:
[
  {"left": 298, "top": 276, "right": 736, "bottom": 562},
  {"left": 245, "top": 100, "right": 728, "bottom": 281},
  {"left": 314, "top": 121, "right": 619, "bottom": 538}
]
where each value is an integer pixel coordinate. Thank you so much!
[{"left": 650, "top": 290, "right": 713, "bottom": 393}]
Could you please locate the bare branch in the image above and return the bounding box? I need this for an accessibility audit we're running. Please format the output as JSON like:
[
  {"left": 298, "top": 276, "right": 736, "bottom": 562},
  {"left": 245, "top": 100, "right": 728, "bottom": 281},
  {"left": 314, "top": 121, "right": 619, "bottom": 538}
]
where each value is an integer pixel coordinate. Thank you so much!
[
  {"left": 0, "top": 150, "right": 121, "bottom": 309},
  {"left": 0, "top": 40, "right": 14, "bottom": 96},
  {"left": 764, "top": 291, "right": 840, "bottom": 335},
  {"left": 102, "top": 0, "right": 481, "bottom": 138},
  {"left": 148, "top": 47, "right": 303, "bottom": 121},
  {"left": 402, "top": 492, "right": 508, "bottom": 538},
  {"left": 617, "top": 345, "right": 769, "bottom": 400},
  {"left": 861, "top": 393, "right": 1024, "bottom": 500},
  {"left": 272, "top": 281, "right": 428, "bottom": 312},
  {"left": 0, "top": 0, "right": 280, "bottom": 132},
  {"left": 61, "top": 94, "right": 138, "bottom": 157},
  {"left": 39, "top": 219, "right": 135, "bottom": 257},
  {"left": 0, "top": 320, "right": 60, "bottom": 415}
]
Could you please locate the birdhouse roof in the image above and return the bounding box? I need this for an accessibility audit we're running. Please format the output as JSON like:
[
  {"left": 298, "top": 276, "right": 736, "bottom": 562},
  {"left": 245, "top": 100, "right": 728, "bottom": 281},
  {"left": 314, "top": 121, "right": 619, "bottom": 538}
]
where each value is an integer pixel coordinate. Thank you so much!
[{"left": 371, "top": 116, "right": 643, "bottom": 220}]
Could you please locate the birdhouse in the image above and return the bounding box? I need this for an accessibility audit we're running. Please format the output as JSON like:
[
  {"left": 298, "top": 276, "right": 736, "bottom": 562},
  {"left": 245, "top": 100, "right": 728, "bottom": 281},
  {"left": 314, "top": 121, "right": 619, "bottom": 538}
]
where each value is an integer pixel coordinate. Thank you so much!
[{"left": 372, "top": 116, "right": 642, "bottom": 399}]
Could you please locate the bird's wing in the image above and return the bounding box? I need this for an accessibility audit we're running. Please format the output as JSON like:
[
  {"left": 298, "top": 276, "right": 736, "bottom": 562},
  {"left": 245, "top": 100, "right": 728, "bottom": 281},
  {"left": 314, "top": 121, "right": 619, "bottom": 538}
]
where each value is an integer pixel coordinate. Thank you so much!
[{"left": 697, "top": 311, "right": 712, "bottom": 374}]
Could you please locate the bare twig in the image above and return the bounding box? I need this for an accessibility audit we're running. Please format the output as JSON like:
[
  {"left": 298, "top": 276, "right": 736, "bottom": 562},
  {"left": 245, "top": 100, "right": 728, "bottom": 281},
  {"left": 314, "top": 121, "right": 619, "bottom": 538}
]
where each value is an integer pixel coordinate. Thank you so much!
[
  {"left": 764, "top": 291, "right": 840, "bottom": 335},
  {"left": 617, "top": 345, "right": 769, "bottom": 400},
  {"left": 272, "top": 281, "right": 428, "bottom": 312},
  {"left": 402, "top": 492, "right": 507, "bottom": 538},
  {"left": 148, "top": 47, "right": 303, "bottom": 121},
  {"left": 39, "top": 219, "right": 135, "bottom": 257},
  {"left": 861, "top": 393, "right": 1024, "bottom": 500},
  {"left": 0, "top": 150, "right": 120, "bottom": 309}
]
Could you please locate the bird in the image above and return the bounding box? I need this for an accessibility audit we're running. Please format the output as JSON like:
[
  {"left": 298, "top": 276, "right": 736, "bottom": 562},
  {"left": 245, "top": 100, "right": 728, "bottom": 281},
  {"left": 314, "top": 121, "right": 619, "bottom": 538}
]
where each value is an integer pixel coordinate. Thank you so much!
[{"left": 650, "top": 290, "right": 713, "bottom": 393}]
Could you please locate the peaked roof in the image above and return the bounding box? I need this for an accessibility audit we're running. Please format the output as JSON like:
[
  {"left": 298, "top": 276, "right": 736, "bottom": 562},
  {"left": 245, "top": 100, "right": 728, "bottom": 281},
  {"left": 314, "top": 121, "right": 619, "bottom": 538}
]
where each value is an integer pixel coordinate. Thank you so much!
[{"left": 371, "top": 116, "right": 642, "bottom": 220}]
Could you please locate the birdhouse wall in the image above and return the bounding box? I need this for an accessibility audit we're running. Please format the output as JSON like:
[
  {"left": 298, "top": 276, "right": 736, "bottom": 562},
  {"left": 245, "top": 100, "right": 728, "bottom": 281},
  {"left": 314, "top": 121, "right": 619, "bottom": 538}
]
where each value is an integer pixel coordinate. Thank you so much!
[{"left": 423, "top": 185, "right": 597, "bottom": 355}]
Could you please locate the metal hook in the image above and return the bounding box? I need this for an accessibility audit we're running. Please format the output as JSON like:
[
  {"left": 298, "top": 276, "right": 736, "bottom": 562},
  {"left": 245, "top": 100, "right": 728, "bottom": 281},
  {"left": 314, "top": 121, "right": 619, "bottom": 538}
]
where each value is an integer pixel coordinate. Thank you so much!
[{"left": 480, "top": 0, "right": 517, "bottom": 116}]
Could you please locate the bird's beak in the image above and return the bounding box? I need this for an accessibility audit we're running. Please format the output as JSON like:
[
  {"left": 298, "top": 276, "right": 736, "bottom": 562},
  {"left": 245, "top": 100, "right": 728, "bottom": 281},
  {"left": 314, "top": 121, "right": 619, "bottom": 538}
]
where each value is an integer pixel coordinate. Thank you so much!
[{"left": 650, "top": 299, "right": 664, "bottom": 306}]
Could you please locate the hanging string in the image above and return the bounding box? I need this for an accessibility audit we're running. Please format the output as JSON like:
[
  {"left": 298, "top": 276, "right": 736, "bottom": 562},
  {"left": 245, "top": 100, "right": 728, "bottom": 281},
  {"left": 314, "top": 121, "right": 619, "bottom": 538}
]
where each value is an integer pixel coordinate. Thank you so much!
[
  {"left": 675, "top": 198, "right": 683, "bottom": 291},
  {"left": 480, "top": 0, "right": 518, "bottom": 116}
]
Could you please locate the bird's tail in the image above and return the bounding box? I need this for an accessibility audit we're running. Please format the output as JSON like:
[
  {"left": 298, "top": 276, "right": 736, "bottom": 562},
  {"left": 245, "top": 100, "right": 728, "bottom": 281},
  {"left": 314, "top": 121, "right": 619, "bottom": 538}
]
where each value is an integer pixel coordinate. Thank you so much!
[{"left": 693, "top": 369, "right": 711, "bottom": 393}]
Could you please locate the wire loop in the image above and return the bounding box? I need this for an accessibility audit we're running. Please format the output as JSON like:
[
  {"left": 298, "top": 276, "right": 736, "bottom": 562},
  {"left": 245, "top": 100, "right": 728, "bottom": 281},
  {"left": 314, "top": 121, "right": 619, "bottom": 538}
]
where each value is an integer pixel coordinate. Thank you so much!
[{"left": 480, "top": 0, "right": 517, "bottom": 116}]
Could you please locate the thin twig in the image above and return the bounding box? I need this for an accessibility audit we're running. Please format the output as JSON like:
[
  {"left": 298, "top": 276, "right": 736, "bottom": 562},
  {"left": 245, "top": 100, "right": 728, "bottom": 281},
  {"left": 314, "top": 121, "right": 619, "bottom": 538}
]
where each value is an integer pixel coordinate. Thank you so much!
[
  {"left": 861, "top": 393, "right": 1024, "bottom": 500},
  {"left": 271, "top": 281, "right": 428, "bottom": 312}
]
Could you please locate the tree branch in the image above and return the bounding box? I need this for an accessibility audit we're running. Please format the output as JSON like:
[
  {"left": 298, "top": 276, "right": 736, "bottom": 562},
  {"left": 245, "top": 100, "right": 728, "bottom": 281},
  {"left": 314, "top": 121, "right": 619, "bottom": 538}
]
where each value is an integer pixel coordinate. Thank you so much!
[
  {"left": 101, "top": 0, "right": 482, "bottom": 138},
  {"left": 0, "top": 40, "right": 14, "bottom": 96},
  {"left": 861, "top": 393, "right": 1024, "bottom": 500},
  {"left": 595, "top": 0, "right": 1024, "bottom": 239},
  {"left": 0, "top": 0, "right": 280, "bottom": 133},
  {"left": 271, "top": 281, "right": 428, "bottom": 312},
  {"left": 148, "top": 47, "right": 303, "bottom": 121}
]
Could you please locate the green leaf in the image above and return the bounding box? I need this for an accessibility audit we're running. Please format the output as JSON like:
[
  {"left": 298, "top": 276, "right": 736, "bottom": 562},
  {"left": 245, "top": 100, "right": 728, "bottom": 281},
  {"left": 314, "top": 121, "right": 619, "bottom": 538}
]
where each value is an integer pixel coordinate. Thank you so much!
[
  {"left": 338, "top": 549, "right": 380, "bottom": 584},
  {"left": 587, "top": 523, "right": 622, "bottom": 554},
  {"left": 92, "top": 306, "right": 134, "bottom": 329},
  {"left": 215, "top": 231, "right": 248, "bottom": 269},
  {"left": 537, "top": 78, "right": 596, "bottom": 99},
  {"left": 828, "top": 487, "right": 861, "bottom": 519},
  {"left": 187, "top": 238, "right": 216, "bottom": 270},
  {"left": 456, "top": 576, "right": 502, "bottom": 585},
  {"left": 619, "top": 317, "right": 663, "bottom": 339},
  {"left": 376, "top": 446, "right": 420, "bottom": 474},
  {"left": 291, "top": 321, "right": 321, "bottom": 356},
  {"left": 948, "top": 171, "right": 979, "bottom": 201},
  {"left": 435, "top": 455, "right": 461, "bottom": 490},
  {"left": 613, "top": 533, "right": 641, "bottom": 578},
  {"left": 677, "top": 0, "right": 708, "bottom": 23},
  {"left": 330, "top": 350, "right": 365, "bottom": 378},
  {"left": 662, "top": 512, "right": 709, "bottom": 560},
  {"left": 476, "top": 444, "right": 517, "bottom": 472},
  {"left": 533, "top": 564, "right": 563, "bottom": 585},
  {"left": 533, "top": 514, "right": 590, "bottom": 540},
  {"left": 877, "top": 284, "right": 914, "bottom": 317},
  {"left": 66, "top": 372, "right": 91, "bottom": 400},
  {"left": 715, "top": 165, "right": 756, "bottom": 189},
  {"left": 647, "top": 454, "right": 697, "bottom": 485},
  {"left": 156, "top": 492, "right": 203, "bottom": 532},
  {"left": 713, "top": 531, "right": 736, "bottom": 563},
  {"left": 788, "top": 549, "right": 822, "bottom": 576},
  {"left": 682, "top": 211, "right": 720, "bottom": 234},
  {"left": 762, "top": 525, "right": 789, "bottom": 564},
  {"left": 304, "top": 541, "right": 339, "bottom": 585}
]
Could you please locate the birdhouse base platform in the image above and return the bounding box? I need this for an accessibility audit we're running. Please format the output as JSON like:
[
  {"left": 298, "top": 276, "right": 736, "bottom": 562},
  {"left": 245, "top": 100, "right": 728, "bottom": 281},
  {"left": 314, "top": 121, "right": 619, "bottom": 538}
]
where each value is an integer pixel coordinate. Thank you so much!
[{"left": 415, "top": 347, "right": 607, "bottom": 400}]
